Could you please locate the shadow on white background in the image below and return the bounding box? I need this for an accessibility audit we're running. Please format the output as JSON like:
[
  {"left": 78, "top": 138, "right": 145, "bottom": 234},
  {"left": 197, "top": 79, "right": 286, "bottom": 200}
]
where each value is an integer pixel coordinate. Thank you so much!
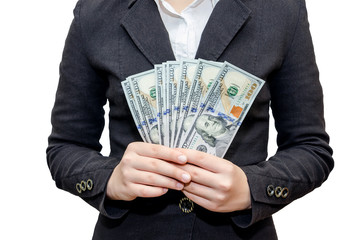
[{"left": 0, "top": 0, "right": 360, "bottom": 239}]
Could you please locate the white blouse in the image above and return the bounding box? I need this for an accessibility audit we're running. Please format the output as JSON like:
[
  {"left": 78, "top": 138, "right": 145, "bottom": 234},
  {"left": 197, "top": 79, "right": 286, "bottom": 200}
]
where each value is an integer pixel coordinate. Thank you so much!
[{"left": 155, "top": 0, "right": 219, "bottom": 60}]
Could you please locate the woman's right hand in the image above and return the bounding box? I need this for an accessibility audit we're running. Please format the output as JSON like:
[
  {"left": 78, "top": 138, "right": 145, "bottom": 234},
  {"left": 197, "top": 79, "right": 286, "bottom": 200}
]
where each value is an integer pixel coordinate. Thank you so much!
[{"left": 106, "top": 142, "right": 192, "bottom": 201}]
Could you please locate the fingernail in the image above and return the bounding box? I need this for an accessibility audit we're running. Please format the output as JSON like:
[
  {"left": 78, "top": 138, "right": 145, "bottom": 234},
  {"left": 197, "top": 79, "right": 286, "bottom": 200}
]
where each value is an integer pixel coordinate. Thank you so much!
[
  {"left": 178, "top": 155, "right": 187, "bottom": 163},
  {"left": 176, "top": 183, "right": 184, "bottom": 190},
  {"left": 182, "top": 173, "right": 191, "bottom": 182},
  {"left": 163, "top": 188, "right": 168, "bottom": 193}
]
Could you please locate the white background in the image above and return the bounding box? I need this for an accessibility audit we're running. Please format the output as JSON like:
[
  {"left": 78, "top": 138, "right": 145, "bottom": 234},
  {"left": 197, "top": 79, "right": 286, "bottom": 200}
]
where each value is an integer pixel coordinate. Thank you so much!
[{"left": 0, "top": 0, "right": 361, "bottom": 239}]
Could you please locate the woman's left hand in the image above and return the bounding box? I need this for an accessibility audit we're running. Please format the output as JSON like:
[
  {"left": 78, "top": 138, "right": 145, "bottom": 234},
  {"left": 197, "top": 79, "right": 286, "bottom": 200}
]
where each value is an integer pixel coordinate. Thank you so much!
[{"left": 176, "top": 149, "right": 251, "bottom": 213}]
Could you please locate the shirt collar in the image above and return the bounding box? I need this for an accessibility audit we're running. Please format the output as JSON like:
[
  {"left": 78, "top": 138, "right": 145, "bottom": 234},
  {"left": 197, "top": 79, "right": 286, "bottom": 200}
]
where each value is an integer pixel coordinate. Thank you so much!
[{"left": 155, "top": 0, "right": 219, "bottom": 16}]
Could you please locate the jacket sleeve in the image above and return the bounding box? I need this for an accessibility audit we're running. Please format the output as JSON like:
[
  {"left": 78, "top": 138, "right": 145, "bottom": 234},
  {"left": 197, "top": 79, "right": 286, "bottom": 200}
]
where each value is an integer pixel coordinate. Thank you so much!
[
  {"left": 46, "top": 0, "right": 126, "bottom": 219},
  {"left": 232, "top": 0, "right": 334, "bottom": 228}
]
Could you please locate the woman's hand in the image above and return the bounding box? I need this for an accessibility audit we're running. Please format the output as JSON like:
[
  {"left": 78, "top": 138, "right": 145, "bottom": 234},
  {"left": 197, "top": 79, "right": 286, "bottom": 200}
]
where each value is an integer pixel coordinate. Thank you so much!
[
  {"left": 106, "top": 142, "right": 192, "bottom": 201},
  {"left": 176, "top": 149, "right": 251, "bottom": 213}
]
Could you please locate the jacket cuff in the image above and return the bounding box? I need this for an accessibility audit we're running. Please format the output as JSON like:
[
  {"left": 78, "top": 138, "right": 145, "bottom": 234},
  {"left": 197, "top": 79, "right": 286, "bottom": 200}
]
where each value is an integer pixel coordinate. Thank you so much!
[
  {"left": 98, "top": 168, "right": 130, "bottom": 219},
  {"left": 80, "top": 165, "right": 130, "bottom": 220},
  {"left": 53, "top": 155, "right": 130, "bottom": 219},
  {"left": 232, "top": 164, "right": 308, "bottom": 228},
  {"left": 99, "top": 193, "right": 130, "bottom": 219}
]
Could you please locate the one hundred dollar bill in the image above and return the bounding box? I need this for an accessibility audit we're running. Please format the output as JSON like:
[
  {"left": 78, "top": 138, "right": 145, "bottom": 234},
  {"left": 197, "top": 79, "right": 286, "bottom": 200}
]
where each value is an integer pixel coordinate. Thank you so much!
[
  {"left": 128, "top": 70, "right": 159, "bottom": 144},
  {"left": 161, "top": 63, "right": 170, "bottom": 147},
  {"left": 155, "top": 64, "right": 165, "bottom": 146},
  {"left": 121, "top": 79, "right": 150, "bottom": 143},
  {"left": 172, "top": 59, "right": 198, "bottom": 147},
  {"left": 181, "top": 62, "right": 265, "bottom": 157},
  {"left": 174, "top": 59, "right": 223, "bottom": 148},
  {"left": 166, "top": 61, "right": 181, "bottom": 148}
]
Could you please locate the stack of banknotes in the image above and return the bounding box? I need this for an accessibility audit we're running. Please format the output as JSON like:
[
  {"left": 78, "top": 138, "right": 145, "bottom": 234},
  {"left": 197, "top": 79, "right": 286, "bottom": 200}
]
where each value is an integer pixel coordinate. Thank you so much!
[{"left": 121, "top": 59, "right": 265, "bottom": 158}]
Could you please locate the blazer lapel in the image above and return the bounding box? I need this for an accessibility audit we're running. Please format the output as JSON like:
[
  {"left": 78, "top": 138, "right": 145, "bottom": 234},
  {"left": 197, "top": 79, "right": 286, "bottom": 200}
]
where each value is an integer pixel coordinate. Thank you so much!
[
  {"left": 121, "top": 0, "right": 175, "bottom": 64},
  {"left": 196, "top": 0, "right": 251, "bottom": 61}
]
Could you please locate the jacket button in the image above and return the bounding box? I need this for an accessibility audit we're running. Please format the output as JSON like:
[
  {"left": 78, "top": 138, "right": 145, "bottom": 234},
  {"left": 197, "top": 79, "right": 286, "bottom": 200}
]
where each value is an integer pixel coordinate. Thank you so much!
[
  {"left": 179, "top": 197, "right": 194, "bottom": 213},
  {"left": 87, "top": 179, "right": 93, "bottom": 191},
  {"left": 281, "top": 187, "right": 289, "bottom": 198},
  {"left": 80, "top": 180, "right": 87, "bottom": 192},
  {"left": 267, "top": 185, "right": 275, "bottom": 197},
  {"left": 76, "top": 183, "right": 82, "bottom": 193},
  {"left": 275, "top": 186, "right": 283, "bottom": 198}
]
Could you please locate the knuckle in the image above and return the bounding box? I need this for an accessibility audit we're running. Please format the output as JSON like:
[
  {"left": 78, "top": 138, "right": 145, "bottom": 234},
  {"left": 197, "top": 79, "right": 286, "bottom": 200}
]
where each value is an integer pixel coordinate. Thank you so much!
[
  {"left": 121, "top": 155, "right": 133, "bottom": 166},
  {"left": 199, "top": 155, "right": 208, "bottom": 165},
  {"left": 120, "top": 151, "right": 137, "bottom": 165},
  {"left": 218, "top": 180, "right": 232, "bottom": 192},
  {"left": 190, "top": 169, "right": 199, "bottom": 178},
  {"left": 121, "top": 168, "right": 130, "bottom": 180},
  {"left": 139, "top": 187, "right": 154, "bottom": 198},
  {"left": 146, "top": 173, "right": 155, "bottom": 183},
  {"left": 149, "top": 144, "right": 160, "bottom": 156},
  {"left": 127, "top": 142, "right": 137, "bottom": 150},
  {"left": 215, "top": 193, "right": 227, "bottom": 203},
  {"left": 149, "top": 159, "right": 158, "bottom": 169}
]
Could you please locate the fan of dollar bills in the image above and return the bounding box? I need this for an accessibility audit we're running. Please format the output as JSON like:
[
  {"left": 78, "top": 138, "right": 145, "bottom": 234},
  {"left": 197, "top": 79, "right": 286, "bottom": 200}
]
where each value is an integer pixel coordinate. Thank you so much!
[{"left": 121, "top": 59, "right": 264, "bottom": 158}]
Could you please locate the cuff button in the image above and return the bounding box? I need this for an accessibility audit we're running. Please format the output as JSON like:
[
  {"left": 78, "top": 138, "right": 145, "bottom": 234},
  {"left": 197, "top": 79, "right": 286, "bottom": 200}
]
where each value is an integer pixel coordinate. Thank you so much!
[
  {"left": 80, "top": 180, "right": 87, "bottom": 192},
  {"left": 267, "top": 185, "right": 275, "bottom": 197},
  {"left": 275, "top": 186, "right": 283, "bottom": 198},
  {"left": 87, "top": 179, "right": 93, "bottom": 191},
  {"left": 76, "top": 183, "right": 82, "bottom": 194},
  {"left": 281, "top": 187, "right": 289, "bottom": 198}
]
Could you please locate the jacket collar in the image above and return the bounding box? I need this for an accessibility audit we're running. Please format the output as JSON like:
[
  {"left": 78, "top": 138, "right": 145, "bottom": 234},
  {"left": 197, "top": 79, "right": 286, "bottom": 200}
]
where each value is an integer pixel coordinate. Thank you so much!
[
  {"left": 195, "top": 0, "right": 251, "bottom": 61},
  {"left": 121, "top": 0, "right": 251, "bottom": 64},
  {"left": 121, "top": 0, "right": 175, "bottom": 64}
]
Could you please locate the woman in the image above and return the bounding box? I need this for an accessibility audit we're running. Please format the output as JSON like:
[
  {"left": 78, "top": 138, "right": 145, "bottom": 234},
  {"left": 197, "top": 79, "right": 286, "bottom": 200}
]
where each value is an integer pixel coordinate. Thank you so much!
[{"left": 47, "top": 0, "right": 334, "bottom": 239}]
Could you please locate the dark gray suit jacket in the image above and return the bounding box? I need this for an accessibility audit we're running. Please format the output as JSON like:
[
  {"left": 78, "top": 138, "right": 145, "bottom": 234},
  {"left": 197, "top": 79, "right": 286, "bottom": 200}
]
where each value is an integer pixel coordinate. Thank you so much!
[{"left": 47, "top": 0, "right": 334, "bottom": 239}]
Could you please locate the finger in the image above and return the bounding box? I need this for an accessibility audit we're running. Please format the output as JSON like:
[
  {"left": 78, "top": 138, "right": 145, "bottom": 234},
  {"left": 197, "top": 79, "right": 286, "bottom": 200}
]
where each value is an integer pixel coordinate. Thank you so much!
[
  {"left": 131, "top": 170, "right": 185, "bottom": 191},
  {"left": 176, "top": 148, "right": 227, "bottom": 173},
  {"left": 128, "top": 142, "right": 187, "bottom": 164},
  {"left": 182, "top": 189, "right": 220, "bottom": 212},
  {"left": 131, "top": 183, "right": 169, "bottom": 198},
  {"left": 175, "top": 163, "right": 218, "bottom": 188},
  {"left": 132, "top": 155, "right": 191, "bottom": 183},
  {"left": 183, "top": 181, "right": 216, "bottom": 201}
]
